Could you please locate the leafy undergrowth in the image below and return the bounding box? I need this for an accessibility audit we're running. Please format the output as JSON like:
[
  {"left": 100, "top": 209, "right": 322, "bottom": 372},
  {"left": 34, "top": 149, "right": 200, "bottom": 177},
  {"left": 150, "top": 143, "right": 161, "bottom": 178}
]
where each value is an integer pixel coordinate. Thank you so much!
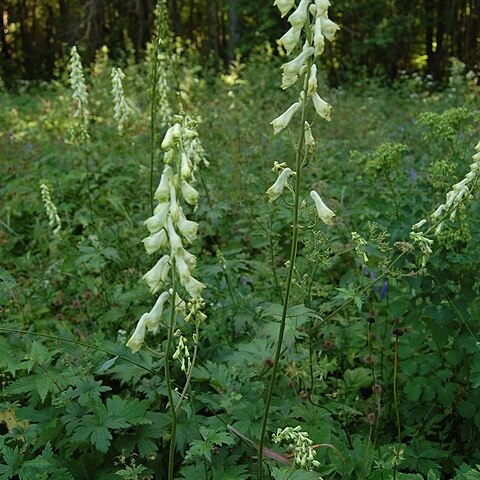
[{"left": 1, "top": 56, "right": 480, "bottom": 479}]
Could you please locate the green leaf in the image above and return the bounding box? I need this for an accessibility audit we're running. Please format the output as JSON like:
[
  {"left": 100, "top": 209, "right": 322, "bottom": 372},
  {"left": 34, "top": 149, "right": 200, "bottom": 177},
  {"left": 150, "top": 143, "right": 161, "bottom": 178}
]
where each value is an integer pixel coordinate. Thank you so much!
[
  {"left": 90, "top": 426, "right": 113, "bottom": 453},
  {"left": 96, "top": 356, "right": 119, "bottom": 374}
]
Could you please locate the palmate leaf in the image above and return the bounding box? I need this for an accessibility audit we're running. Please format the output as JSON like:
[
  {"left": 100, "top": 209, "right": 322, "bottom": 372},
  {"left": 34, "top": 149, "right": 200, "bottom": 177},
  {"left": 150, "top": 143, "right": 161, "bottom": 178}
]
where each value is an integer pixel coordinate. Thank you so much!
[
  {"left": 185, "top": 427, "right": 235, "bottom": 463},
  {"left": 69, "top": 396, "right": 152, "bottom": 452},
  {"left": 5, "top": 371, "right": 56, "bottom": 403}
]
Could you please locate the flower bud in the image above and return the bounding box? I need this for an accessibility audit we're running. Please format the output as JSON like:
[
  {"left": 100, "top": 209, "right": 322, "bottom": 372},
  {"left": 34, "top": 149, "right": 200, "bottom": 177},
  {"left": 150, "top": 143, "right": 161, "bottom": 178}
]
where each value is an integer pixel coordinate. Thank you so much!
[
  {"left": 313, "top": 17, "right": 325, "bottom": 56},
  {"left": 304, "top": 121, "right": 315, "bottom": 147},
  {"left": 310, "top": 190, "right": 335, "bottom": 224},
  {"left": 431, "top": 204, "right": 445, "bottom": 218},
  {"left": 307, "top": 64, "right": 318, "bottom": 95},
  {"left": 412, "top": 219, "right": 427, "bottom": 230}
]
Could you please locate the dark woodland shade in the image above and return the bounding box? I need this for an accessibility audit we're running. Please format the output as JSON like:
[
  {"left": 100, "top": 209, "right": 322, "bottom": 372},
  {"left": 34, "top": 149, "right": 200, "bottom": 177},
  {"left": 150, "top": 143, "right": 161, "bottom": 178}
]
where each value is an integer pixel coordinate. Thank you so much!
[{"left": 0, "top": 0, "right": 479, "bottom": 83}]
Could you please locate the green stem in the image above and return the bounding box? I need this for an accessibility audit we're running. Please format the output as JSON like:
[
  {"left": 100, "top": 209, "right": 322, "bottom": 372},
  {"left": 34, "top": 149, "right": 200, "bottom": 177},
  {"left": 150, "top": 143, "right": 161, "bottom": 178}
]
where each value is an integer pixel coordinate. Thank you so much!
[
  {"left": 393, "top": 334, "right": 401, "bottom": 480},
  {"left": 0, "top": 327, "right": 161, "bottom": 377},
  {"left": 258, "top": 69, "right": 310, "bottom": 480},
  {"left": 165, "top": 266, "right": 178, "bottom": 480},
  {"left": 175, "top": 321, "right": 200, "bottom": 415},
  {"left": 385, "top": 173, "right": 400, "bottom": 221},
  {"left": 83, "top": 146, "right": 94, "bottom": 220}
]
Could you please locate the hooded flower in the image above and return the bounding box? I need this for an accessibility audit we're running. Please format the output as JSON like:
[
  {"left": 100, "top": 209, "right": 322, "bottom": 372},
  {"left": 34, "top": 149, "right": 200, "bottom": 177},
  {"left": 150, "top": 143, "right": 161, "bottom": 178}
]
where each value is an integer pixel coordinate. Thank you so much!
[
  {"left": 181, "top": 273, "right": 205, "bottom": 299},
  {"left": 145, "top": 290, "right": 171, "bottom": 333},
  {"left": 161, "top": 123, "right": 181, "bottom": 150},
  {"left": 266, "top": 167, "right": 295, "bottom": 202},
  {"left": 143, "top": 228, "right": 168, "bottom": 254},
  {"left": 143, "top": 254, "right": 171, "bottom": 293},
  {"left": 313, "top": 17, "right": 325, "bottom": 56},
  {"left": 154, "top": 165, "right": 173, "bottom": 202},
  {"left": 288, "top": 0, "right": 311, "bottom": 28},
  {"left": 274, "top": 0, "right": 296, "bottom": 18},
  {"left": 271, "top": 101, "right": 302, "bottom": 134},
  {"left": 310, "top": 190, "right": 335, "bottom": 224},
  {"left": 311, "top": 92, "right": 332, "bottom": 120},
  {"left": 315, "top": 0, "right": 331, "bottom": 17},
  {"left": 128, "top": 115, "right": 207, "bottom": 354},
  {"left": 126, "top": 313, "right": 149, "bottom": 352},
  {"left": 320, "top": 17, "right": 340, "bottom": 41},
  {"left": 280, "top": 26, "right": 302, "bottom": 55},
  {"left": 181, "top": 180, "right": 199, "bottom": 206},
  {"left": 145, "top": 202, "right": 169, "bottom": 233},
  {"left": 281, "top": 45, "right": 314, "bottom": 89}
]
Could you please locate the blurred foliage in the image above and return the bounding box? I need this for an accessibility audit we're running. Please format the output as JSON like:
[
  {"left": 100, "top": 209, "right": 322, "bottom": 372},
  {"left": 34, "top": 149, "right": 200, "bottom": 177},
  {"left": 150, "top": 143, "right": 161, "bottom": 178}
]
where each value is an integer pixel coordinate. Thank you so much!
[
  {"left": 0, "top": 33, "right": 480, "bottom": 479},
  {"left": 1, "top": 0, "right": 480, "bottom": 85}
]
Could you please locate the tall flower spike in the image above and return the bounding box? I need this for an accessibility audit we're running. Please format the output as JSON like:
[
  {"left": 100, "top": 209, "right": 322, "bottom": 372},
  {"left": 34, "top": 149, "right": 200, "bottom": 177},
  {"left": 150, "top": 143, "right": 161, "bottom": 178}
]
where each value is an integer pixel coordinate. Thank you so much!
[
  {"left": 261, "top": 2, "right": 339, "bottom": 477},
  {"left": 68, "top": 46, "right": 89, "bottom": 144},
  {"left": 111, "top": 67, "right": 132, "bottom": 135},
  {"left": 149, "top": 0, "right": 173, "bottom": 128},
  {"left": 127, "top": 114, "right": 207, "bottom": 353},
  {"left": 40, "top": 181, "right": 62, "bottom": 236}
]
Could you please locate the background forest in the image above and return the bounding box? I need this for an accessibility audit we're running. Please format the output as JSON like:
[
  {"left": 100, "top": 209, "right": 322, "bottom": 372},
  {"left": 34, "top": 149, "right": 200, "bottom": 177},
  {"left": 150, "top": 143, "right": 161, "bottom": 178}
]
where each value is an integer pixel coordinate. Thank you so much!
[
  {"left": 1, "top": 1, "right": 480, "bottom": 480},
  {"left": 1, "top": 0, "right": 480, "bottom": 84}
]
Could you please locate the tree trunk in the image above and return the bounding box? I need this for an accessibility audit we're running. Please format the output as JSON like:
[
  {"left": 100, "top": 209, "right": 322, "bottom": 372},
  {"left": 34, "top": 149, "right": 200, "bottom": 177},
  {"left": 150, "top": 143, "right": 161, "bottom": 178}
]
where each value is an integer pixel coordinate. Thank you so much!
[{"left": 227, "top": 0, "right": 239, "bottom": 62}]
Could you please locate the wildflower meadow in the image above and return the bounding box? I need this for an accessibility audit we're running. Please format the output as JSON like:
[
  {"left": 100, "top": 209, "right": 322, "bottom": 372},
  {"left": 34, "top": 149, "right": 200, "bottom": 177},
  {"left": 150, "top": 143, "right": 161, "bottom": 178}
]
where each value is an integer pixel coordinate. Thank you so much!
[{"left": 1, "top": 1, "right": 480, "bottom": 479}]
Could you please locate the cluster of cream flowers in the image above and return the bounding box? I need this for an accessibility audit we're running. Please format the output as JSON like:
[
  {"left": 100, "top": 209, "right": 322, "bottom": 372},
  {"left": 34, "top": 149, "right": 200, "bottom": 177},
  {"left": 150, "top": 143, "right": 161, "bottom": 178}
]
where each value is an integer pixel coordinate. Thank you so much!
[
  {"left": 68, "top": 46, "right": 89, "bottom": 144},
  {"left": 410, "top": 139, "right": 480, "bottom": 266},
  {"left": 150, "top": 0, "right": 173, "bottom": 128},
  {"left": 111, "top": 67, "right": 132, "bottom": 135},
  {"left": 127, "top": 115, "right": 208, "bottom": 353},
  {"left": 267, "top": 0, "right": 338, "bottom": 225},
  {"left": 40, "top": 181, "right": 62, "bottom": 236},
  {"left": 272, "top": 425, "right": 320, "bottom": 470}
]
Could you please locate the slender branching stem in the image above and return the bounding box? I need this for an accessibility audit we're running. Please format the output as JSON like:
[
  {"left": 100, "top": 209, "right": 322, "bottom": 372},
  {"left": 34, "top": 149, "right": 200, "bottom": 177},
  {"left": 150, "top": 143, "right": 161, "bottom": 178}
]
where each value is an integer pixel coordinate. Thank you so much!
[
  {"left": 393, "top": 334, "right": 401, "bottom": 480},
  {"left": 175, "top": 321, "right": 200, "bottom": 415},
  {"left": 165, "top": 265, "right": 178, "bottom": 480},
  {"left": 258, "top": 66, "right": 311, "bottom": 480},
  {"left": 83, "top": 146, "right": 94, "bottom": 219}
]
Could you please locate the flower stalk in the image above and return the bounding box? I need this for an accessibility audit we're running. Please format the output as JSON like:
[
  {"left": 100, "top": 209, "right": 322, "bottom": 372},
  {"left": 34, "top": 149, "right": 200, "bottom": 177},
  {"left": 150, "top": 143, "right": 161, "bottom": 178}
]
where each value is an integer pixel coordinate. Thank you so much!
[{"left": 259, "top": 2, "right": 339, "bottom": 477}]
